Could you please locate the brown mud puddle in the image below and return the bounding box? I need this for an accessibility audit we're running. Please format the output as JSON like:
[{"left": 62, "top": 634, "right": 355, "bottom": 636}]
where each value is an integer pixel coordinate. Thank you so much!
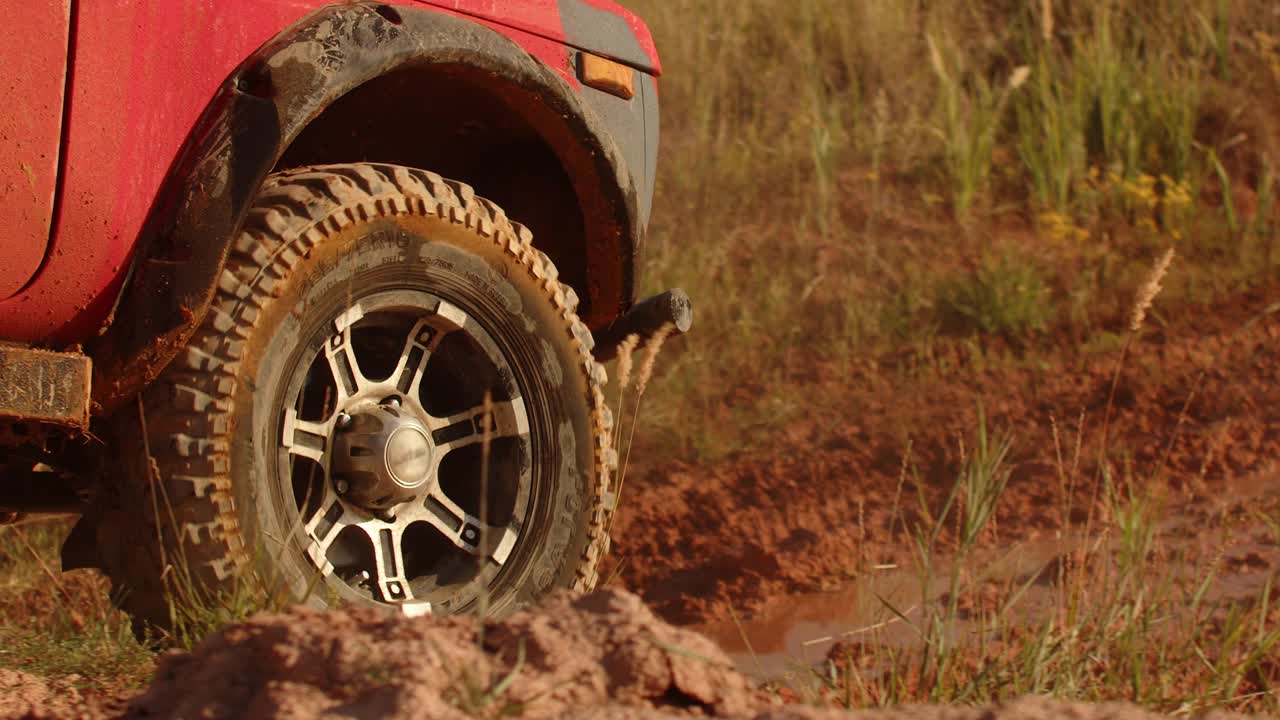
[
  {"left": 694, "top": 468, "right": 1280, "bottom": 679},
  {"left": 696, "top": 539, "right": 1064, "bottom": 678}
]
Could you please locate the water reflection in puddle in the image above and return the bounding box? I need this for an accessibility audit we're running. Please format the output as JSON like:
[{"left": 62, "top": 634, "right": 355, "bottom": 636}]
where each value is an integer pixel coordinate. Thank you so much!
[
  {"left": 696, "top": 537, "right": 1074, "bottom": 679},
  {"left": 695, "top": 471, "right": 1280, "bottom": 681},
  {"left": 698, "top": 567, "right": 919, "bottom": 678}
]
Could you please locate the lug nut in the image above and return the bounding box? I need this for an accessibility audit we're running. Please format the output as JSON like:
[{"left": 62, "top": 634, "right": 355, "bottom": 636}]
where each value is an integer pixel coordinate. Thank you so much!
[
  {"left": 335, "top": 479, "right": 350, "bottom": 494},
  {"left": 336, "top": 412, "right": 353, "bottom": 429},
  {"left": 385, "top": 397, "right": 401, "bottom": 408}
]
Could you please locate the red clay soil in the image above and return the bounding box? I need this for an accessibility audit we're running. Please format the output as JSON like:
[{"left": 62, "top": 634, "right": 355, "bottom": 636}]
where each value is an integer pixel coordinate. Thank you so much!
[
  {"left": 0, "top": 588, "right": 1256, "bottom": 720},
  {"left": 0, "top": 669, "right": 129, "bottom": 720},
  {"left": 608, "top": 291, "right": 1280, "bottom": 625},
  {"left": 119, "top": 588, "right": 761, "bottom": 720}
]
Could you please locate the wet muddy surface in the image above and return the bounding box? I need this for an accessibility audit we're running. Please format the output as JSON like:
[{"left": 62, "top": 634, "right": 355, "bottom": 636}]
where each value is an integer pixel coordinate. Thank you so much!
[
  {"left": 699, "top": 540, "right": 1063, "bottom": 678},
  {"left": 696, "top": 467, "right": 1280, "bottom": 680},
  {"left": 608, "top": 293, "right": 1280, "bottom": 631},
  {"left": 4, "top": 296, "right": 1279, "bottom": 717}
]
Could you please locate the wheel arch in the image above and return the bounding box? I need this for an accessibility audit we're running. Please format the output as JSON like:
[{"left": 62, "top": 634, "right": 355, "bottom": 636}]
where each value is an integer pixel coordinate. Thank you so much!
[{"left": 91, "top": 2, "right": 639, "bottom": 413}]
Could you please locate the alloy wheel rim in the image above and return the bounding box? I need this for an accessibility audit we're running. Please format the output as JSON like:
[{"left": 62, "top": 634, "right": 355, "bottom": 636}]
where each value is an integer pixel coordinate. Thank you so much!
[{"left": 276, "top": 289, "right": 534, "bottom": 614}]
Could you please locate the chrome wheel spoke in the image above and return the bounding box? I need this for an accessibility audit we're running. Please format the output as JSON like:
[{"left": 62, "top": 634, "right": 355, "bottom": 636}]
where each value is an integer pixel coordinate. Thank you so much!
[
  {"left": 355, "top": 521, "right": 415, "bottom": 602},
  {"left": 420, "top": 487, "right": 518, "bottom": 566},
  {"left": 428, "top": 398, "right": 529, "bottom": 457},
  {"left": 390, "top": 318, "right": 447, "bottom": 399},
  {"left": 323, "top": 305, "right": 370, "bottom": 400},
  {"left": 282, "top": 409, "right": 330, "bottom": 463},
  {"left": 300, "top": 486, "right": 348, "bottom": 575}
]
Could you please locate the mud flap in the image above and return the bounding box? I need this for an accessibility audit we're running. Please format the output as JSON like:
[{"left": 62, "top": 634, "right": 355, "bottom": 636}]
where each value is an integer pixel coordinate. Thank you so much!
[{"left": 60, "top": 512, "right": 101, "bottom": 571}]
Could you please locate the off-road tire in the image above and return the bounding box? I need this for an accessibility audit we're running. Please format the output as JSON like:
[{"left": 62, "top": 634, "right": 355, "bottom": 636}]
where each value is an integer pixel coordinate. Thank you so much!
[{"left": 97, "top": 163, "right": 615, "bottom": 628}]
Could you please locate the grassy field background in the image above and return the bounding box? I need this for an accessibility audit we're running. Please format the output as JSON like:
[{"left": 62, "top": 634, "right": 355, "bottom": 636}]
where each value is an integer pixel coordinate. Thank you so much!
[
  {"left": 628, "top": 0, "right": 1280, "bottom": 461},
  {"left": 609, "top": 0, "right": 1280, "bottom": 711}
]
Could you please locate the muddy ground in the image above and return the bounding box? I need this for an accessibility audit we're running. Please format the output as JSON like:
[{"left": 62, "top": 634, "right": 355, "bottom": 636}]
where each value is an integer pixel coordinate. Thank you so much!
[
  {"left": 609, "top": 291, "right": 1280, "bottom": 629},
  {"left": 4, "top": 253, "right": 1280, "bottom": 719},
  {"left": 0, "top": 587, "right": 1262, "bottom": 720}
]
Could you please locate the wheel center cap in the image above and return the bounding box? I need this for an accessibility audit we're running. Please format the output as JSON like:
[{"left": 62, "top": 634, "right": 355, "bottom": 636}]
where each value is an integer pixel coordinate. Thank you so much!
[
  {"left": 332, "top": 404, "right": 434, "bottom": 511},
  {"left": 385, "top": 425, "right": 432, "bottom": 489}
]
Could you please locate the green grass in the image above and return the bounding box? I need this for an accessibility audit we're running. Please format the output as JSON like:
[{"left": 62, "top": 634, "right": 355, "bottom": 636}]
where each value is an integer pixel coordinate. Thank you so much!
[
  {"left": 0, "top": 521, "right": 154, "bottom": 694},
  {"left": 927, "top": 34, "right": 1027, "bottom": 220},
  {"left": 157, "top": 546, "right": 301, "bottom": 652},
  {"left": 935, "top": 256, "right": 1050, "bottom": 337},
  {"left": 0, "top": 495, "right": 310, "bottom": 692},
  {"left": 716, "top": 240, "right": 1278, "bottom": 712}
]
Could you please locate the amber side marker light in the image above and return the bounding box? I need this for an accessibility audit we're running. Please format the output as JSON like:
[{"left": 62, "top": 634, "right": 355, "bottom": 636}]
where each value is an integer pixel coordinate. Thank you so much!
[{"left": 578, "top": 52, "right": 634, "bottom": 100}]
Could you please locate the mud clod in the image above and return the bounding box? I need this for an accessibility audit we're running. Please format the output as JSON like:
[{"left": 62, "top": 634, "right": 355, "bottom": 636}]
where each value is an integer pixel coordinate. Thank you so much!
[
  {"left": 120, "top": 588, "right": 759, "bottom": 720},
  {"left": 0, "top": 668, "right": 119, "bottom": 720}
]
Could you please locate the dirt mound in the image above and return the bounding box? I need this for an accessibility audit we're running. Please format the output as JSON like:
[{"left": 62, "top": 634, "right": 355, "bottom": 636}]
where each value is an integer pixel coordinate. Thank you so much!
[
  {"left": 2, "top": 588, "right": 1261, "bottom": 719},
  {"left": 122, "top": 588, "right": 760, "bottom": 719},
  {"left": 0, "top": 668, "right": 120, "bottom": 720}
]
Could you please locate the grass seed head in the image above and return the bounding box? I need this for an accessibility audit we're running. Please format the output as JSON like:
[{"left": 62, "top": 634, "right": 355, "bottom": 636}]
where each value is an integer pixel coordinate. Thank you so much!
[
  {"left": 637, "top": 325, "right": 672, "bottom": 396},
  {"left": 873, "top": 89, "right": 890, "bottom": 132},
  {"left": 1129, "top": 248, "right": 1176, "bottom": 332},
  {"left": 1009, "top": 65, "right": 1031, "bottom": 90},
  {"left": 616, "top": 333, "right": 641, "bottom": 390}
]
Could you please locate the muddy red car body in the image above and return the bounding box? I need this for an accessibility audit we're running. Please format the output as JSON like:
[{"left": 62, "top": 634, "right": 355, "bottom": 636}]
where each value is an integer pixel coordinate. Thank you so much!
[
  {"left": 3, "top": 0, "right": 659, "bottom": 385},
  {"left": 1, "top": 1, "right": 684, "bottom": 624}
]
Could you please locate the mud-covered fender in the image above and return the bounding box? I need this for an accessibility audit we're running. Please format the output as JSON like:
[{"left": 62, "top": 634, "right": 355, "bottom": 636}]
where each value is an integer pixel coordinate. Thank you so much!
[{"left": 92, "top": 2, "right": 646, "bottom": 413}]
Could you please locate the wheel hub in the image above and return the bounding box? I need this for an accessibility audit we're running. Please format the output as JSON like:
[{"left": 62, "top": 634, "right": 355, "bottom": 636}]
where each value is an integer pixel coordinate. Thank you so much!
[{"left": 332, "top": 401, "right": 434, "bottom": 511}]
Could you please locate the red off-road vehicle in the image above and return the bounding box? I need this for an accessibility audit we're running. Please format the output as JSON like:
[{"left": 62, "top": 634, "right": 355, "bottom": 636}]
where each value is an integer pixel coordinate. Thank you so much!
[{"left": 0, "top": 0, "right": 688, "bottom": 627}]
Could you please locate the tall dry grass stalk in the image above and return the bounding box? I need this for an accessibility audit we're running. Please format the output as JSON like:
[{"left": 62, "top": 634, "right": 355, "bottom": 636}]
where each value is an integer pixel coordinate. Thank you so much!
[
  {"left": 606, "top": 326, "right": 672, "bottom": 540},
  {"left": 616, "top": 334, "right": 641, "bottom": 391},
  {"left": 611, "top": 333, "right": 642, "bottom": 486},
  {"left": 1098, "top": 248, "right": 1177, "bottom": 493},
  {"left": 477, "top": 391, "right": 493, "bottom": 626}
]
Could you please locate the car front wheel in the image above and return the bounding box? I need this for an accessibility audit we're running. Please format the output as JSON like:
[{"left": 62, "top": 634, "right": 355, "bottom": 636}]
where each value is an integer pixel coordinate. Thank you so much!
[{"left": 97, "top": 163, "right": 614, "bottom": 628}]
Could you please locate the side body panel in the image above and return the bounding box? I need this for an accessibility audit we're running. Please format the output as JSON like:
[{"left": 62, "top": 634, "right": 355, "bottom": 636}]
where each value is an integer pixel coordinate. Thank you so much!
[
  {"left": 0, "top": 0, "right": 70, "bottom": 299},
  {"left": 0, "top": 1, "right": 582, "bottom": 344},
  {"left": 70, "top": 3, "right": 653, "bottom": 411},
  {"left": 417, "top": 0, "right": 661, "bottom": 73}
]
